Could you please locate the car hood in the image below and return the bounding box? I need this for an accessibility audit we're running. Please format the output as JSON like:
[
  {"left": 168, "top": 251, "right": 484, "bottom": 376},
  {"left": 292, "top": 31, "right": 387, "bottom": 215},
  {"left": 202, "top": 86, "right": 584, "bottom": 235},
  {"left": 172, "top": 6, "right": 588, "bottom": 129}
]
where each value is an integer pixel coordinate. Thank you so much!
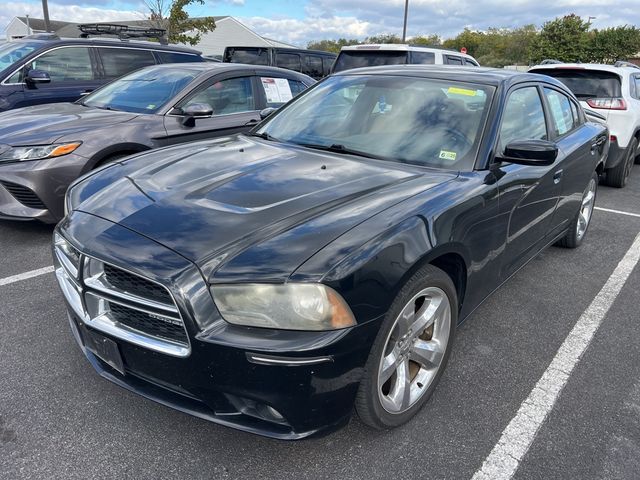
[
  {"left": 0, "top": 103, "right": 138, "bottom": 145},
  {"left": 76, "top": 136, "right": 456, "bottom": 281}
]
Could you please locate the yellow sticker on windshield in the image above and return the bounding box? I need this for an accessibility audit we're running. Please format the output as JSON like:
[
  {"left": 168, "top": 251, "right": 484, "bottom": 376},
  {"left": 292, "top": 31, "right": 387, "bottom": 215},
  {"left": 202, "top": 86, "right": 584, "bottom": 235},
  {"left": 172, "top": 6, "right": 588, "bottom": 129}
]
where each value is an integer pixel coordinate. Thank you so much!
[
  {"left": 447, "top": 87, "right": 477, "bottom": 96},
  {"left": 439, "top": 150, "right": 457, "bottom": 161}
]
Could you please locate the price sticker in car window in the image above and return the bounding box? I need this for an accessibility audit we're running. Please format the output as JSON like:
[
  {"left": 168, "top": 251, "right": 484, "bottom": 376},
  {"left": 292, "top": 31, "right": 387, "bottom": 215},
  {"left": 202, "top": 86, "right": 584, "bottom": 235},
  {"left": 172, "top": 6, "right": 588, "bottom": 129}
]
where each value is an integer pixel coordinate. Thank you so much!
[
  {"left": 261, "top": 77, "right": 293, "bottom": 104},
  {"left": 447, "top": 87, "right": 478, "bottom": 96},
  {"left": 439, "top": 150, "right": 457, "bottom": 161}
]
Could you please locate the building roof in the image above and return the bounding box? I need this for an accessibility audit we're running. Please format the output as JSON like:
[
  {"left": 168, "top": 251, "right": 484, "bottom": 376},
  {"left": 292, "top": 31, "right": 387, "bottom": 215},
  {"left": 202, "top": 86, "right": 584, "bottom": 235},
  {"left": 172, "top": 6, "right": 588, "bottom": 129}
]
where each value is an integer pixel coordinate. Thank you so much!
[{"left": 17, "top": 16, "right": 72, "bottom": 33}]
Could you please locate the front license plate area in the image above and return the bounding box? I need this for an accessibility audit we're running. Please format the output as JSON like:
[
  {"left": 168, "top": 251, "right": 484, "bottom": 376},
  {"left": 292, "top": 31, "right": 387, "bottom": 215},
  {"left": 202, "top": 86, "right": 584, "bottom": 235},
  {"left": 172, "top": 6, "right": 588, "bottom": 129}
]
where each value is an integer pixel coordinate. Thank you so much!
[{"left": 86, "top": 330, "right": 125, "bottom": 375}]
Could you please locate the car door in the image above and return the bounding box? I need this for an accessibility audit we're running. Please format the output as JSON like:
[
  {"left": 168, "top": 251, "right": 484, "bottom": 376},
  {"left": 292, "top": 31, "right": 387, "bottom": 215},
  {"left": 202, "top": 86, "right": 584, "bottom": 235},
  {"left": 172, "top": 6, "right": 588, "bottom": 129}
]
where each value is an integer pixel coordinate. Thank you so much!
[
  {"left": 495, "top": 84, "right": 563, "bottom": 279},
  {"left": 542, "top": 87, "right": 601, "bottom": 238},
  {"left": 162, "top": 71, "right": 260, "bottom": 145},
  {"left": 18, "top": 46, "right": 102, "bottom": 107}
]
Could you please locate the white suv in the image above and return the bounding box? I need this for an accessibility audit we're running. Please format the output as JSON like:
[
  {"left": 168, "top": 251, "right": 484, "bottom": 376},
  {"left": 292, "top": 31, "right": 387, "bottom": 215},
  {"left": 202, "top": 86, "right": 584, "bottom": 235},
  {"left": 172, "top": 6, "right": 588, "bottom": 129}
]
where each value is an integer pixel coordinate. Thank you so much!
[
  {"left": 529, "top": 62, "right": 640, "bottom": 188},
  {"left": 332, "top": 44, "right": 479, "bottom": 73}
]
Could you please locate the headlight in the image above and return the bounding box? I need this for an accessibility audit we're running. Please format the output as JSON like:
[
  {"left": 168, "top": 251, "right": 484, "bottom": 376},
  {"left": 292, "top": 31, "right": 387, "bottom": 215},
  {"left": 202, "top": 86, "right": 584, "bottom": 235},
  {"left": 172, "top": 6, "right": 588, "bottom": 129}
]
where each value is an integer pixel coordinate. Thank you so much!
[
  {"left": 211, "top": 283, "right": 356, "bottom": 331},
  {"left": 0, "top": 142, "right": 82, "bottom": 163}
]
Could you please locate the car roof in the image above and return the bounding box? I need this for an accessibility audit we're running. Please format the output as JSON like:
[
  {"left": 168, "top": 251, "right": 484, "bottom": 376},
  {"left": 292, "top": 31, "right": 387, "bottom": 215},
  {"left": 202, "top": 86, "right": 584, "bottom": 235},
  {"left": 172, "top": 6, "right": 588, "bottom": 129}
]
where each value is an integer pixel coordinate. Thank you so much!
[
  {"left": 225, "top": 46, "right": 336, "bottom": 57},
  {"left": 332, "top": 64, "right": 562, "bottom": 87},
  {"left": 340, "top": 44, "right": 476, "bottom": 60},
  {"left": 529, "top": 63, "right": 639, "bottom": 75},
  {"left": 11, "top": 37, "right": 201, "bottom": 54},
  {"left": 138, "top": 62, "right": 315, "bottom": 83}
]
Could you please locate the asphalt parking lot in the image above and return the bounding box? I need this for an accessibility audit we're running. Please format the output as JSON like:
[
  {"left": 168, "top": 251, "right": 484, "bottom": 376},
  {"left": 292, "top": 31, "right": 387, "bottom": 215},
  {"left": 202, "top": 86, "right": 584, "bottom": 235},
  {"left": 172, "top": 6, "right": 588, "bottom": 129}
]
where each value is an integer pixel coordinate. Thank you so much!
[{"left": 1, "top": 168, "right": 639, "bottom": 480}]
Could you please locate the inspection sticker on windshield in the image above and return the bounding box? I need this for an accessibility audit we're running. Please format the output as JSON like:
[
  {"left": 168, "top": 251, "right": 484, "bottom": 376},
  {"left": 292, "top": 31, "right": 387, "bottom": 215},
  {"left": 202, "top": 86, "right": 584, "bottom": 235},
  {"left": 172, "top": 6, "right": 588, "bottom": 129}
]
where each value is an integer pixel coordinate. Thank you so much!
[
  {"left": 439, "top": 150, "right": 457, "bottom": 161},
  {"left": 447, "top": 87, "right": 477, "bottom": 96},
  {"left": 261, "top": 77, "right": 293, "bottom": 104}
]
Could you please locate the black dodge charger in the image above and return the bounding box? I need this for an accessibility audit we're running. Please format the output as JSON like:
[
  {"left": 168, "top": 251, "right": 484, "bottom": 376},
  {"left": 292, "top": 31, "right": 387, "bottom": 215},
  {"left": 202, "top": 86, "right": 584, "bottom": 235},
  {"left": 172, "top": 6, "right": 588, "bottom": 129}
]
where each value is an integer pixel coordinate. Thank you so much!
[{"left": 54, "top": 66, "right": 608, "bottom": 439}]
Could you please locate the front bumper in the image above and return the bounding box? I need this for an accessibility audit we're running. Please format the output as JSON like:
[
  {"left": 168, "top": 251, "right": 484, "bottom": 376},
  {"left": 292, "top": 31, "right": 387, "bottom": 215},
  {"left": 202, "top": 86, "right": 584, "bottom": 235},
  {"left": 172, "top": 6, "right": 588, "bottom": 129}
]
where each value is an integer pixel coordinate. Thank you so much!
[
  {"left": 54, "top": 212, "right": 380, "bottom": 439},
  {"left": 0, "top": 153, "right": 88, "bottom": 222}
]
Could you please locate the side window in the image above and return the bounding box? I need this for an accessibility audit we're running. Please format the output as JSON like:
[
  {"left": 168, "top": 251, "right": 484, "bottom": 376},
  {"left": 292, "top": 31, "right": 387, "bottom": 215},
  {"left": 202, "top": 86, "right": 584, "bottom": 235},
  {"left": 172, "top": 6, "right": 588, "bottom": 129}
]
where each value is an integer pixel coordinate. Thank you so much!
[
  {"left": 445, "top": 55, "right": 463, "bottom": 65},
  {"left": 322, "top": 57, "right": 333, "bottom": 76},
  {"left": 464, "top": 58, "right": 479, "bottom": 66},
  {"left": 411, "top": 52, "right": 435, "bottom": 64},
  {"left": 275, "top": 53, "right": 302, "bottom": 72},
  {"left": 303, "top": 55, "right": 323, "bottom": 78},
  {"left": 570, "top": 101, "right": 581, "bottom": 126},
  {"left": 260, "top": 77, "right": 306, "bottom": 107},
  {"left": 30, "top": 47, "right": 94, "bottom": 81},
  {"left": 182, "top": 77, "right": 254, "bottom": 115},
  {"left": 100, "top": 48, "right": 156, "bottom": 80},
  {"left": 156, "top": 51, "right": 201, "bottom": 63},
  {"left": 543, "top": 88, "right": 577, "bottom": 136},
  {"left": 500, "top": 87, "right": 547, "bottom": 150},
  {"left": 633, "top": 75, "right": 640, "bottom": 100}
]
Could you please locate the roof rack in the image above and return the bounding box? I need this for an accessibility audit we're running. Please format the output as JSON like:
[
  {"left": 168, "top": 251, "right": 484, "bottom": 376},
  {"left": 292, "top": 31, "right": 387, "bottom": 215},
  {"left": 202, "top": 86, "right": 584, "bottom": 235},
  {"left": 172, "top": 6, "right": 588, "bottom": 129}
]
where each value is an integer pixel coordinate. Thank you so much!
[
  {"left": 613, "top": 60, "right": 640, "bottom": 69},
  {"left": 78, "top": 24, "right": 167, "bottom": 44}
]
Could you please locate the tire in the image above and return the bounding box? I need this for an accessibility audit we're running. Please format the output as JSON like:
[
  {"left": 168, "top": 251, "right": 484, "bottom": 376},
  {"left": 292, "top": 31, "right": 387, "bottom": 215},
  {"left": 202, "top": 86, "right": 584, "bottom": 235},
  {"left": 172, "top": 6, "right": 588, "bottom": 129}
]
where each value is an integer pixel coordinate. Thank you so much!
[
  {"left": 605, "top": 138, "right": 636, "bottom": 188},
  {"left": 556, "top": 171, "right": 598, "bottom": 249},
  {"left": 355, "top": 264, "right": 457, "bottom": 429}
]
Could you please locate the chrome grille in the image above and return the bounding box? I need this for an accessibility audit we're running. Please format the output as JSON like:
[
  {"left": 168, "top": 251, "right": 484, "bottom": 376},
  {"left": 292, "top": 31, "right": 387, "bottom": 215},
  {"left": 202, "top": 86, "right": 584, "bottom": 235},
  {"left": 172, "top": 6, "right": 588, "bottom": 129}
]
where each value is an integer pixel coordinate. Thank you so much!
[{"left": 53, "top": 233, "right": 190, "bottom": 357}]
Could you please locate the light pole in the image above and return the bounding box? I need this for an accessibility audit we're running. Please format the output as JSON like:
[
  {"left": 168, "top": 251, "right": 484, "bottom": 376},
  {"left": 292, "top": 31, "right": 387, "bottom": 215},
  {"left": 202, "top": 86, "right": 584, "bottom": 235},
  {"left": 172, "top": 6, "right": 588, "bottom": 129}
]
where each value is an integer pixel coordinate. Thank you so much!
[
  {"left": 42, "top": 0, "right": 51, "bottom": 32},
  {"left": 402, "top": 0, "right": 409, "bottom": 42}
]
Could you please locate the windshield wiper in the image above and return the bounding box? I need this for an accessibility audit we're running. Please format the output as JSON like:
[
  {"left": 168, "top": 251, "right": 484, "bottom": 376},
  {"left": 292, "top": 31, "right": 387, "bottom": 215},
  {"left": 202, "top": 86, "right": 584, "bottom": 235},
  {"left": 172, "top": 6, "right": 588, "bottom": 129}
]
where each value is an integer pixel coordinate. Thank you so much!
[
  {"left": 246, "top": 131, "right": 279, "bottom": 142},
  {"left": 293, "top": 142, "right": 382, "bottom": 160}
]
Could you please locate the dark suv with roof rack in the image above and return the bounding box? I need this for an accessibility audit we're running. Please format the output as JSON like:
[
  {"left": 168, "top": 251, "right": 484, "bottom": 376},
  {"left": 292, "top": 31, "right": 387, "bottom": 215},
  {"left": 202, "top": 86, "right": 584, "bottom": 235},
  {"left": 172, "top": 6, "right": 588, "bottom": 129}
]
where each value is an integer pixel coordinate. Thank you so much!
[{"left": 0, "top": 26, "right": 204, "bottom": 112}]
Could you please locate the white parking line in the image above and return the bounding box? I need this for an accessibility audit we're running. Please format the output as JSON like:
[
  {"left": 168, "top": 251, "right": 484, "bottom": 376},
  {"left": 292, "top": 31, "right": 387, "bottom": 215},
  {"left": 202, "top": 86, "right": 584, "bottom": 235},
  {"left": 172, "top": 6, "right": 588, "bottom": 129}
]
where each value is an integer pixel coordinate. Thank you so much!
[
  {"left": 595, "top": 206, "right": 640, "bottom": 218},
  {"left": 472, "top": 232, "right": 640, "bottom": 480},
  {"left": 0, "top": 266, "right": 55, "bottom": 287}
]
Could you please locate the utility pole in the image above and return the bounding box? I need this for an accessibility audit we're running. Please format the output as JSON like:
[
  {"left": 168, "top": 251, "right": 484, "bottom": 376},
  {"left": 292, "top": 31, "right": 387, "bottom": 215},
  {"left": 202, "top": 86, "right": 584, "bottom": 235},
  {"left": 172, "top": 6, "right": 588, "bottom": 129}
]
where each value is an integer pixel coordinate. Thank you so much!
[
  {"left": 42, "top": 0, "right": 51, "bottom": 32},
  {"left": 402, "top": 0, "right": 409, "bottom": 42},
  {"left": 26, "top": 14, "right": 30, "bottom": 36}
]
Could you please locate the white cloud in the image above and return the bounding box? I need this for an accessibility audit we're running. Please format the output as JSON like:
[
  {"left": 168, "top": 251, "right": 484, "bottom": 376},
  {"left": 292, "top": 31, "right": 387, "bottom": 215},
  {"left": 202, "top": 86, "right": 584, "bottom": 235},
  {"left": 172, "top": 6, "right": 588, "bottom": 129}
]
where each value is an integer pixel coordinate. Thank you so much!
[{"left": 1, "top": 2, "right": 145, "bottom": 37}]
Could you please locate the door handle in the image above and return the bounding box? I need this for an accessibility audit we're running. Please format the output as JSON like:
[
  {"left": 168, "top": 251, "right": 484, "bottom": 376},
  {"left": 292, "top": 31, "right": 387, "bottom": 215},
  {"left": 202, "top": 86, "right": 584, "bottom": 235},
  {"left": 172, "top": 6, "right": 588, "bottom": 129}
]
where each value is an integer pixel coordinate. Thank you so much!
[
  {"left": 553, "top": 170, "right": 563, "bottom": 184},
  {"left": 244, "top": 118, "right": 259, "bottom": 126},
  {"left": 79, "top": 90, "right": 93, "bottom": 96},
  {"left": 591, "top": 137, "right": 606, "bottom": 149}
]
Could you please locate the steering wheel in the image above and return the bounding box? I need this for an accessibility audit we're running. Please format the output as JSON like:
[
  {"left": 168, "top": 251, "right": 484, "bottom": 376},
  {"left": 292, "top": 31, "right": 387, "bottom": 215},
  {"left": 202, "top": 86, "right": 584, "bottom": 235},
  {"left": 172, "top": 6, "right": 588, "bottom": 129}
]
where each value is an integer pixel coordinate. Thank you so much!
[{"left": 442, "top": 127, "right": 473, "bottom": 151}]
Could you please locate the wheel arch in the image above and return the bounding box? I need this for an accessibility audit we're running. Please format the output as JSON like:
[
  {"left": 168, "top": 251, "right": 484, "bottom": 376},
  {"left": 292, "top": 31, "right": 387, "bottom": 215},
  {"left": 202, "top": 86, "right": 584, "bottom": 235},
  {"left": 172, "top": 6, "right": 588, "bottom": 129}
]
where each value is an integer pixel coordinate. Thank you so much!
[{"left": 85, "top": 143, "right": 152, "bottom": 172}]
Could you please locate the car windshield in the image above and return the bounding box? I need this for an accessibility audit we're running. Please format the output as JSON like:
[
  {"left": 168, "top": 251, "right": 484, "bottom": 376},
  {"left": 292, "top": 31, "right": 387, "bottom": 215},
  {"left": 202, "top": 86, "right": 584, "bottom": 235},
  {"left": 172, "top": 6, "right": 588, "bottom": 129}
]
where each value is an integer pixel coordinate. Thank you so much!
[
  {"left": 82, "top": 66, "right": 199, "bottom": 114},
  {"left": 333, "top": 51, "right": 409, "bottom": 73},
  {"left": 225, "top": 47, "right": 269, "bottom": 65},
  {"left": 532, "top": 68, "right": 622, "bottom": 99},
  {"left": 257, "top": 75, "right": 494, "bottom": 170},
  {"left": 0, "top": 41, "right": 40, "bottom": 73}
]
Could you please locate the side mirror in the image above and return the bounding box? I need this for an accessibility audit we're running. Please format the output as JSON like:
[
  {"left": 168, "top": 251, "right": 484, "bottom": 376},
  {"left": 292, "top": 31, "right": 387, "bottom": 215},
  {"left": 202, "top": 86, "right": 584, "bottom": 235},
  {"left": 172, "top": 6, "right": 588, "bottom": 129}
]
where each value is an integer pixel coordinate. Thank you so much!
[
  {"left": 260, "top": 107, "right": 277, "bottom": 120},
  {"left": 499, "top": 139, "right": 558, "bottom": 166},
  {"left": 25, "top": 69, "right": 51, "bottom": 85},
  {"left": 181, "top": 103, "right": 213, "bottom": 127}
]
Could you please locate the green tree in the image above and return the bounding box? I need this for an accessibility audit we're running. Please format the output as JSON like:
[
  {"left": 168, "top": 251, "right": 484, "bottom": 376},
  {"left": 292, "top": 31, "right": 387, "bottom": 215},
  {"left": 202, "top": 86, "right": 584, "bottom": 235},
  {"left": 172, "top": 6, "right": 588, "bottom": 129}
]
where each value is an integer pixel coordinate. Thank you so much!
[
  {"left": 364, "top": 34, "right": 402, "bottom": 44},
  {"left": 589, "top": 26, "right": 640, "bottom": 63},
  {"left": 307, "top": 38, "right": 360, "bottom": 53},
  {"left": 442, "top": 28, "right": 484, "bottom": 57},
  {"left": 409, "top": 34, "right": 442, "bottom": 46},
  {"left": 530, "top": 14, "right": 590, "bottom": 63},
  {"left": 145, "top": 0, "right": 216, "bottom": 46}
]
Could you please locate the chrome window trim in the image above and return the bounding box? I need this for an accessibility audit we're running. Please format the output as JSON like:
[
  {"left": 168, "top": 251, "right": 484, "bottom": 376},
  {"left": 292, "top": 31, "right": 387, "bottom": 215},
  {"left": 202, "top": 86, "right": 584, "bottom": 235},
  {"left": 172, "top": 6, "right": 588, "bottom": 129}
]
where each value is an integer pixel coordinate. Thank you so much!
[{"left": 1, "top": 44, "right": 200, "bottom": 86}]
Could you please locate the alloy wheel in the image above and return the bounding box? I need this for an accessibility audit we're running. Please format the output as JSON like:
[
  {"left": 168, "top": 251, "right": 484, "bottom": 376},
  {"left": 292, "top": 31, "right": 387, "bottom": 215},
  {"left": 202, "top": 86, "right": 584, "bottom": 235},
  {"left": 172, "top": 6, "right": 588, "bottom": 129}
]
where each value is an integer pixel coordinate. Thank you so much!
[
  {"left": 577, "top": 177, "right": 597, "bottom": 241},
  {"left": 377, "top": 287, "right": 451, "bottom": 414}
]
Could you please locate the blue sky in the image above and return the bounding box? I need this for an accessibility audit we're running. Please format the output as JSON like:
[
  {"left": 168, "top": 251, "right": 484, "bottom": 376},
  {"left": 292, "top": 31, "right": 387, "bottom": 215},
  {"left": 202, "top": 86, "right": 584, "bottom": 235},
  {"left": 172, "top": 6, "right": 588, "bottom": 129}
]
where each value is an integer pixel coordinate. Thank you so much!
[{"left": 3, "top": 0, "right": 640, "bottom": 47}]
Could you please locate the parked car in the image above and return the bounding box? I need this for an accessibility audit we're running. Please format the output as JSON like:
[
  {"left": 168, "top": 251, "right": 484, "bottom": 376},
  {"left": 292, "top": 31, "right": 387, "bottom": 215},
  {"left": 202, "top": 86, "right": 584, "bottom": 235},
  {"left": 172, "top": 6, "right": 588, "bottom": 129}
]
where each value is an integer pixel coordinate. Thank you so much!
[
  {"left": 529, "top": 62, "right": 640, "bottom": 187},
  {"left": 0, "top": 63, "right": 313, "bottom": 222},
  {"left": 0, "top": 32, "right": 204, "bottom": 112},
  {"left": 55, "top": 66, "right": 606, "bottom": 439},
  {"left": 332, "top": 44, "right": 479, "bottom": 73},
  {"left": 223, "top": 46, "right": 335, "bottom": 80}
]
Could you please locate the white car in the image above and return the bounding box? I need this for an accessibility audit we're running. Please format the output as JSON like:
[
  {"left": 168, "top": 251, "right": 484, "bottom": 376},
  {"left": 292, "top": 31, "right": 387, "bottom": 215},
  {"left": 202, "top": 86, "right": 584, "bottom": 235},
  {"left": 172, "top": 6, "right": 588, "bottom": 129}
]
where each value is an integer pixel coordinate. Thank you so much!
[
  {"left": 530, "top": 62, "right": 640, "bottom": 188},
  {"left": 332, "top": 44, "right": 479, "bottom": 73}
]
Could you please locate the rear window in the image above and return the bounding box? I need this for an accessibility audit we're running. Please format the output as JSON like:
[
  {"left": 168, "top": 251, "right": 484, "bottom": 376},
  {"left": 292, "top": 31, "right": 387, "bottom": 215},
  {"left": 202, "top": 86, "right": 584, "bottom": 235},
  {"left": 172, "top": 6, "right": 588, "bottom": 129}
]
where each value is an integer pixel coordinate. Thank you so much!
[
  {"left": 156, "top": 51, "right": 202, "bottom": 63},
  {"left": 100, "top": 48, "right": 156, "bottom": 79},
  {"left": 333, "top": 50, "right": 408, "bottom": 73},
  {"left": 532, "top": 69, "right": 622, "bottom": 99},
  {"left": 224, "top": 48, "right": 269, "bottom": 66}
]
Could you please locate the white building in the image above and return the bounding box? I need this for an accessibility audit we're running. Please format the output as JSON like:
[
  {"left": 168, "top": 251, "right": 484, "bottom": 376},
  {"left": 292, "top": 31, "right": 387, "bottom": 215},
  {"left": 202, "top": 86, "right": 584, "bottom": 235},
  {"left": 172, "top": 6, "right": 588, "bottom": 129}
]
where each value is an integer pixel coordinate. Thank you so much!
[
  {"left": 4, "top": 16, "right": 72, "bottom": 40},
  {"left": 3, "top": 15, "right": 298, "bottom": 57}
]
